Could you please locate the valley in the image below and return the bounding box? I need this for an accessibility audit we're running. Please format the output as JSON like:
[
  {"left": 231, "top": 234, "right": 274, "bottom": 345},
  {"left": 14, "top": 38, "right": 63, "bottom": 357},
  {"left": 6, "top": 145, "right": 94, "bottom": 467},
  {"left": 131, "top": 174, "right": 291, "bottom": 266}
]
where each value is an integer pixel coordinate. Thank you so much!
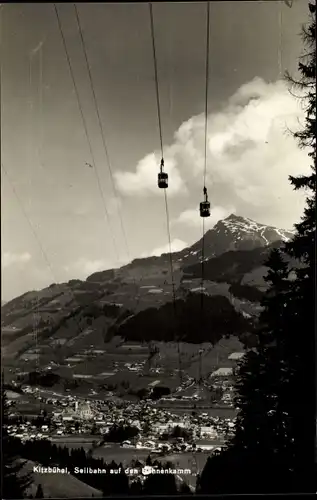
[{"left": 2, "top": 214, "right": 295, "bottom": 490}]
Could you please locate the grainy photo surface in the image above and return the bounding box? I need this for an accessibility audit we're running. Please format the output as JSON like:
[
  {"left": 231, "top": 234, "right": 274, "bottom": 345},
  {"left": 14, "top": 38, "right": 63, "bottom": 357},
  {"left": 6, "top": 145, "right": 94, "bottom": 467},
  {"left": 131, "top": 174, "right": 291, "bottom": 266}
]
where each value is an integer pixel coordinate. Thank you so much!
[{"left": 1, "top": 1, "right": 316, "bottom": 498}]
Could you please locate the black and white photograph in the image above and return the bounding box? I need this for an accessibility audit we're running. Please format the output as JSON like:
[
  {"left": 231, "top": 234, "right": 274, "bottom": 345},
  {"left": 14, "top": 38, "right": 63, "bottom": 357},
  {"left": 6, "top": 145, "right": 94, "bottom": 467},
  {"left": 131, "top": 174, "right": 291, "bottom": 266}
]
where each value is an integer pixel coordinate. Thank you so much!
[{"left": 1, "top": 0, "right": 316, "bottom": 497}]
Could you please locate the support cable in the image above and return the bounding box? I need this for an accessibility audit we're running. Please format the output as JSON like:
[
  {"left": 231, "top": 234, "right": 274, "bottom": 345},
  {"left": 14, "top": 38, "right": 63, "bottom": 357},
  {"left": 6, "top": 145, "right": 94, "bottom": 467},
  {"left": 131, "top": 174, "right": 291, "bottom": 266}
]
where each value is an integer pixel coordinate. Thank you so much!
[
  {"left": 149, "top": 2, "right": 164, "bottom": 160},
  {"left": 278, "top": 1, "right": 283, "bottom": 80},
  {"left": 199, "top": 1, "right": 210, "bottom": 387},
  {"left": 54, "top": 3, "right": 119, "bottom": 262},
  {"left": 2, "top": 164, "right": 92, "bottom": 345},
  {"left": 149, "top": 2, "right": 182, "bottom": 383},
  {"left": 73, "top": 4, "right": 131, "bottom": 266},
  {"left": 73, "top": 4, "right": 145, "bottom": 314}
]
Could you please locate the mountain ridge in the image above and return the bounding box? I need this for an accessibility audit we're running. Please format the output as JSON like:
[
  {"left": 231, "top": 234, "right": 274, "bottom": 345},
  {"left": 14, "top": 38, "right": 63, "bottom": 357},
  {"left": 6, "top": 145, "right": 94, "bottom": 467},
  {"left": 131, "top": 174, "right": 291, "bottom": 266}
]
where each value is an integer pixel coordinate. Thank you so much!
[
  {"left": 86, "top": 214, "right": 293, "bottom": 283},
  {"left": 170, "top": 213, "right": 293, "bottom": 268},
  {"left": 1, "top": 214, "right": 295, "bottom": 367}
]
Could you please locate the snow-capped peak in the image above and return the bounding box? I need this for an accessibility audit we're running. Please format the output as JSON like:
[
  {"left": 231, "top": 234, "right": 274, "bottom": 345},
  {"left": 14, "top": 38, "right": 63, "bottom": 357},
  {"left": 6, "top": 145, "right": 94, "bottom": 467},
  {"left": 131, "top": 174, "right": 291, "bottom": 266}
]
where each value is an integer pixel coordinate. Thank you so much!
[
  {"left": 181, "top": 213, "right": 295, "bottom": 264},
  {"left": 217, "top": 214, "right": 294, "bottom": 242}
]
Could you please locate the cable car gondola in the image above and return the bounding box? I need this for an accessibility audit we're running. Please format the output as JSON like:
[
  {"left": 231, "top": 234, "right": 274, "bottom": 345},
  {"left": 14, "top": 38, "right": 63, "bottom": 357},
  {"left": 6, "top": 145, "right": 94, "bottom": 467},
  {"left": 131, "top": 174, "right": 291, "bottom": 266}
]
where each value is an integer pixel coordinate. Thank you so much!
[
  {"left": 200, "top": 186, "right": 210, "bottom": 217},
  {"left": 158, "top": 158, "right": 168, "bottom": 188}
]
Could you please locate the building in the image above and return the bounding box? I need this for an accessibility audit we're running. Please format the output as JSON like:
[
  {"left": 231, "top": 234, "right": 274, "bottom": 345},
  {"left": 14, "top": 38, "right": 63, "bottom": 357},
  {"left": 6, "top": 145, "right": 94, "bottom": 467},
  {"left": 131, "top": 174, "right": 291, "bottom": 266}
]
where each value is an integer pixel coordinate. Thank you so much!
[
  {"left": 197, "top": 444, "right": 217, "bottom": 451},
  {"left": 78, "top": 402, "right": 94, "bottom": 420},
  {"left": 62, "top": 415, "right": 74, "bottom": 422},
  {"left": 200, "top": 426, "right": 217, "bottom": 438},
  {"left": 152, "top": 423, "right": 170, "bottom": 433},
  {"left": 228, "top": 352, "right": 244, "bottom": 360},
  {"left": 210, "top": 367, "right": 233, "bottom": 377}
]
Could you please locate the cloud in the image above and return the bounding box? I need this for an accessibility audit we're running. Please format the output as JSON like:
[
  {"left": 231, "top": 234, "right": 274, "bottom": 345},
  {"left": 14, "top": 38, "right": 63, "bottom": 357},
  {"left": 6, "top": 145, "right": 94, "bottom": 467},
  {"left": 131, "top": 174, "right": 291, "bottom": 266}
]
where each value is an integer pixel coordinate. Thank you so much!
[
  {"left": 114, "top": 153, "right": 187, "bottom": 197},
  {"left": 142, "top": 238, "right": 188, "bottom": 258},
  {"left": 64, "top": 258, "right": 111, "bottom": 278},
  {"left": 174, "top": 205, "right": 235, "bottom": 230},
  {"left": 115, "top": 78, "right": 310, "bottom": 228},
  {"left": 2, "top": 252, "right": 32, "bottom": 268}
]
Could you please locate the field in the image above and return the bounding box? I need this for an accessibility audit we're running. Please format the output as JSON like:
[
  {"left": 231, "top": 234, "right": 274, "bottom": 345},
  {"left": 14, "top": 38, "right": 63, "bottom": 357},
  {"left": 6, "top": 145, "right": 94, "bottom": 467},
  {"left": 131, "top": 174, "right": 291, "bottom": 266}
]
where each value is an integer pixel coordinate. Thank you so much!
[
  {"left": 50, "top": 435, "right": 99, "bottom": 452},
  {"left": 92, "top": 445, "right": 151, "bottom": 464},
  {"left": 160, "top": 407, "right": 238, "bottom": 418},
  {"left": 4, "top": 333, "right": 244, "bottom": 416},
  {"left": 56, "top": 334, "right": 243, "bottom": 394},
  {"left": 91, "top": 443, "right": 222, "bottom": 467}
]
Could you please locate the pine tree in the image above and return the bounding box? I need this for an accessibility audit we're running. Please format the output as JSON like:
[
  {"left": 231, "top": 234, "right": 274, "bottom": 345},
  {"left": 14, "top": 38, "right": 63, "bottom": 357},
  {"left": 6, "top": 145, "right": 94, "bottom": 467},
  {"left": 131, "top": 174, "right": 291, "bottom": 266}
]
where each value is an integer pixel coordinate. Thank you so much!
[
  {"left": 2, "top": 386, "right": 33, "bottom": 499},
  {"left": 130, "top": 478, "right": 143, "bottom": 495},
  {"left": 142, "top": 471, "right": 178, "bottom": 495},
  {"left": 35, "top": 484, "right": 44, "bottom": 498},
  {"left": 179, "top": 481, "right": 192, "bottom": 494},
  {"left": 282, "top": 1, "right": 316, "bottom": 487},
  {"left": 198, "top": 248, "right": 299, "bottom": 493},
  {"left": 198, "top": 2, "right": 316, "bottom": 494},
  {"left": 102, "top": 461, "right": 129, "bottom": 496}
]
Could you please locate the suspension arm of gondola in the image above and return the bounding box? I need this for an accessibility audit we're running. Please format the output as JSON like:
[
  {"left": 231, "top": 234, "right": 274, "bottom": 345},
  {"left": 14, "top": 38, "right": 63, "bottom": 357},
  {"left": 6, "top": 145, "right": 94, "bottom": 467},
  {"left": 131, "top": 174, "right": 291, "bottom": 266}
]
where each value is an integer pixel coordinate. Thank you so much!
[{"left": 160, "top": 158, "right": 164, "bottom": 173}]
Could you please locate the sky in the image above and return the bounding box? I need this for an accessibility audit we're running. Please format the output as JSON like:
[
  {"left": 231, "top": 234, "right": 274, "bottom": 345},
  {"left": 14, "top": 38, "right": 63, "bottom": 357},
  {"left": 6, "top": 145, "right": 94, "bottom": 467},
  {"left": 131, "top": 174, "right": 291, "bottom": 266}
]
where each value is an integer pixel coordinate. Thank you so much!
[{"left": 1, "top": 0, "right": 312, "bottom": 301}]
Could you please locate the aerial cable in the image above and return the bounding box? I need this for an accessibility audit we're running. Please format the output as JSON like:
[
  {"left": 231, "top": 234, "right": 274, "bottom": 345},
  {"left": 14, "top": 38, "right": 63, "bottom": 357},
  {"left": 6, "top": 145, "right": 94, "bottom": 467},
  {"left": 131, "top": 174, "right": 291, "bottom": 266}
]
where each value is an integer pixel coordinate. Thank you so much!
[
  {"left": 0, "top": 8, "right": 42, "bottom": 395},
  {"left": 203, "top": 2, "right": 210, "bottom": 193},
  {"left": 278, "top": 1, "right": 283, "bottom": 80},
  {"left": 39, "top": 42, "right": 43, "bottom": 155},
  {"left": 163, "top": 189, "right": 177, "bottom": 307},
  {"left": 199, "top": 1, "right": 210, "bottom": 387},
  {"left": 35, "top": 41, "right": 44, "bottom": 386},
  {"left": 35, "top": 44, "right": 41, "bottom": 376},
  {"left": 28, "top": 40, "right": 41, "bottom": 384},
  {"left": 37, "top": 40, "right": 44, "bottom": 164},
  {"left": 30, "top": 40, "right": 46, "bottom": 174},
  {"left": 2, "top": 164, "right": 56, "bottom": 287},
  {"left": 73, "top": 4, "right": 147, "bottom": 314},
  {"left": 29, "top": 52, "right": 34, "bottom": 167},
  {"left": 149, "top": 4, "right": 174, "bottom": 292},
  {"left": 164, "top": 188, "right": 182, "bottom": 381},
  {"left": 53, "top": 4, "right": 119, "bottom": 263},
  {"left": 73, "top": 4, "right": 131, "bottom": 265},
  {"left": 149, "top": 2, "right": 164, "bottom": 160},
  {"left": 201, "top": 0, "right": 210, "bottom": 294},
  {"left": 149, "top": 2, "right": 182, "bottom": 383},
  {"left": 33, "top": 293, "right": 41, "bottom": 410},
  {"left": 2, "top": 163, "right": 92, "bottom": 345},
  {"left": 2, "top": 163, "right": 95, "bottom": 397},
  {"left": 2, "top": 162, "right": 51, "bottom": 383}
]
